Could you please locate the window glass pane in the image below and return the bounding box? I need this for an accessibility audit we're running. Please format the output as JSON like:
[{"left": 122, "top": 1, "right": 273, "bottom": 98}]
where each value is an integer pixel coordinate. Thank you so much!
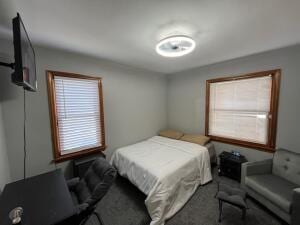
[
  {"left": 209, "top": 76, "right": 272, "bottom": 144},
  {"left": 54, "top": 76, "right": 102, "bottom": 154}
]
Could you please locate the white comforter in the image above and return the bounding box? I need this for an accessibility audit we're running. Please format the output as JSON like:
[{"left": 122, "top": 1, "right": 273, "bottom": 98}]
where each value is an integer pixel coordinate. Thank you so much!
[{"left": 110, "top": 136, "right": 212, "bottom": 225}]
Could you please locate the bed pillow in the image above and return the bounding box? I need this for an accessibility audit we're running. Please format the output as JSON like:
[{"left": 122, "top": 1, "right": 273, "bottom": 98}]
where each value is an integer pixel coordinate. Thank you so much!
[
  {"left": 180, "top": 134, "right": 210, "bottom": 146},
  {"left": 159, "top": 130, "right": 184, "bottom": 140}
]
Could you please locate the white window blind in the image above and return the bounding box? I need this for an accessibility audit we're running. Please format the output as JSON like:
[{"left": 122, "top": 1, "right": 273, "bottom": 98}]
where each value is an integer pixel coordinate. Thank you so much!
[
  {"left": 209, "top": 76, "right": 272, "bottom": 144},
  {"left": 54, "top": 76, "right": 102, "bottom": 155}
]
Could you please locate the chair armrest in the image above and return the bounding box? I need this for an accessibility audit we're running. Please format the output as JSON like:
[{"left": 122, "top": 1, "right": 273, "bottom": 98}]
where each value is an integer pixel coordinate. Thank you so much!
[
  {"left": 87, "top": 169, "right": 117, "bottom": 206},
  {"left": 77, "top": 203, "right": 90, "bottom": 214},
  {"left": 241, "top": 159, "right": 273, "bottom": 188},
  {"left": 292, "top": 188, "right": 300, "bottom": 225},
  {"left": 67, "top": 177, "right": 80, "bottom": 191}
]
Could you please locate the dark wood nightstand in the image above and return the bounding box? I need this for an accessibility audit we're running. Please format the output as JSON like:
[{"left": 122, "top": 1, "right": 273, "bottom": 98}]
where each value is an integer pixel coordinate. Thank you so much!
[{"left": 218, "top": 151, "right": 247, "bottom": 182}]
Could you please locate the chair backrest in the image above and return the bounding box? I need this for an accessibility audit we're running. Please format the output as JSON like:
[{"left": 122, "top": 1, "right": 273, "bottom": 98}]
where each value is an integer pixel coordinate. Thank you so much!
[
  {"left": 76, "top": 157, "right": 117, "bottom": 207},
  {"left": 272, "top": 149, "right": 300, "bottom": 186}
]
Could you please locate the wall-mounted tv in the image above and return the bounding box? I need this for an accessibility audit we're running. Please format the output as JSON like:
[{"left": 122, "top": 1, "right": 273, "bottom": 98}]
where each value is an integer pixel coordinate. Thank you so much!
[{"left": 11, "top": 13, "right": 37, "bottom": 92}]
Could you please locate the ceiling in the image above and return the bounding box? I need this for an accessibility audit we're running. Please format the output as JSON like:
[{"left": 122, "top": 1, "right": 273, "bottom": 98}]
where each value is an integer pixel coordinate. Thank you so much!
[{"left": 0, "top": 0, "right": 300, "bottom": 74}]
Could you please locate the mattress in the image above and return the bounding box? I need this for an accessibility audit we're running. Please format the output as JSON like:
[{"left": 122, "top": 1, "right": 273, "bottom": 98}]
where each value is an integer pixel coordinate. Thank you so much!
[{"left": 110, "top": 136, "right": 212, "bottom": 225}]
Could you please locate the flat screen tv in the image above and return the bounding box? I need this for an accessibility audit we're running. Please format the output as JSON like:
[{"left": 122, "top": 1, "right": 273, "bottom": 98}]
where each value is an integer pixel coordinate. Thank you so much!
[{"left": 11, "top": 13, "right": 37, "bottom": 92}]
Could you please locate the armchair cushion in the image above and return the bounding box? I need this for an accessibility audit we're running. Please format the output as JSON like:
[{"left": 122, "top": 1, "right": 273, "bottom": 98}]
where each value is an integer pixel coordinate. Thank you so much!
[
  {"left": 241, "top": 159, "right": 272, "bottom": 189},
  {"left": 272, "top": 149, "right": 300, "bottom": 186},
  {"left": 292, "top": 188, "right": 300, "bottom": 224},
  {"left": 242, "top": 159, "right": 273, "bottom": 176},
  {"left": 246, "top": 174, "right": 298, "bottom": 213}
]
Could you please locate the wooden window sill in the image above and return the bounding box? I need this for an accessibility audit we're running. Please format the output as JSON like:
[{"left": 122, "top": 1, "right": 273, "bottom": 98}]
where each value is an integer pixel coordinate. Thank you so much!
[{"left": 53, "top": 146, "right": 107, "bottom": 163}]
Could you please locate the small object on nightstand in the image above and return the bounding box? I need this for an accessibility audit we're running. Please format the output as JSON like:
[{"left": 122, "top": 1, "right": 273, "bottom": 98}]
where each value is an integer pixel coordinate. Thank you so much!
[
  {"left": 231, "top": 150, "right": 241, "bottom": 157},
  {"left": 218, "top": 151, "right": 247, "bottom": 182}
]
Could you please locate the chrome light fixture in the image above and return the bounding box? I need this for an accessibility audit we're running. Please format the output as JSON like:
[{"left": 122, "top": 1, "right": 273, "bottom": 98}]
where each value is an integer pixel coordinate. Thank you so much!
[{"left": 156, "top": 35, "right": 196, "bottom": 57}]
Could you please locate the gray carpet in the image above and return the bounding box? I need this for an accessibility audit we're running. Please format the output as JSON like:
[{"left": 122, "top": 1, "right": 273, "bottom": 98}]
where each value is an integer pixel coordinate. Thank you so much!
[
  {"left": 86, "top": 167, "right": 286, "bottom": 225},
  {"left": 166, "top": 168, "right": 285, "bottom": 225}
]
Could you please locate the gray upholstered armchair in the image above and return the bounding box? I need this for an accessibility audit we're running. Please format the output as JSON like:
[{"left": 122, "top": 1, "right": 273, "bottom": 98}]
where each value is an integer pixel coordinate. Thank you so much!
[
  {"left": 241, "top": 149, "right": 300, "bottom": 225},
  {"left": 67, "top": 157, "right": 117, "bottom": 215}
]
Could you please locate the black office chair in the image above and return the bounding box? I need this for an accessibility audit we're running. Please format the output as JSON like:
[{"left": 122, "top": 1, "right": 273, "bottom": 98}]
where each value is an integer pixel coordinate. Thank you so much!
[{"left": 67, "top": 157, "right": 117, "bottom": 223}]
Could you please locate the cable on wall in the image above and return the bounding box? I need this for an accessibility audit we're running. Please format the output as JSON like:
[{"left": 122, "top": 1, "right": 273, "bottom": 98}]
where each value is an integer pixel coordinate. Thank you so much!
[{"left": 23, "top": 89, "right": 27, "bottom": 180}]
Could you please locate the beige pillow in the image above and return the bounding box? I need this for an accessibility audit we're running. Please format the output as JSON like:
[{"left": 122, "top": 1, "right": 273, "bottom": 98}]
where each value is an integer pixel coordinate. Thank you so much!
[
  {"left": 159, "top": 129, "right": 184, "bottom": 140},
  {"left": 180, "top": 134, "right": 210, "bottom": 146}
]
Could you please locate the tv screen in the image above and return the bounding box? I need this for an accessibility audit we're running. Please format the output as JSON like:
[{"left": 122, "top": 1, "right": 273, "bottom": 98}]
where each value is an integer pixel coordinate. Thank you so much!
[{"left": 12, "top": 13, "right": 37, "bottom": 92}]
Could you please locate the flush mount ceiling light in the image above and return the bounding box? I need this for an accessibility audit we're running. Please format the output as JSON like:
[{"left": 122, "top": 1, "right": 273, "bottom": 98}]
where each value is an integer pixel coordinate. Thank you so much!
[{"left": 156, "top": 35, "right": 196, "bottom": 57}]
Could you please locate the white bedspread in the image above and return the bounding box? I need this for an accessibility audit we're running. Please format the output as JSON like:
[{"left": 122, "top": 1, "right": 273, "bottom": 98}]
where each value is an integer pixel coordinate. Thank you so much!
[{"left": 110, "top": 136, "right": 212, "bottom": 225}]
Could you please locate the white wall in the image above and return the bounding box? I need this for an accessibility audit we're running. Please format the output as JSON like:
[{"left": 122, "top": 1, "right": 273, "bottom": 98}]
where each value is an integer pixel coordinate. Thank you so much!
[
  {"left": 167, "top": 45, "right": 300, "bottom": 162},
  {"left": 1, "top": 38, "right": 300, "bottom": 182},
  {"left": 0, "top": 102, "right": 11, "bottom": 191},
  {"left": 0, "top": 39, "right": 167, "bottom": 181},
  {"left": 0, "top": 48, "right": 12, "bottom": 190}
]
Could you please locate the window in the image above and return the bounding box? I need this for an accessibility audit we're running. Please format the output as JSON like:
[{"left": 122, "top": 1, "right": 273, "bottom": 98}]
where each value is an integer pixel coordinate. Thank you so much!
[
  {"left": 205, "top": 70, "right": 281, "bottom": 152},
  {"left": 47, "top": 71, "right": 106, "bottom": 162}
]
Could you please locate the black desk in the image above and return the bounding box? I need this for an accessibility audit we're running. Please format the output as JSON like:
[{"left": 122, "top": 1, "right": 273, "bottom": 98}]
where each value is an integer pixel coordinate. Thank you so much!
[{"left": 0, "top": 170, "right": 76, "bottom": 225}]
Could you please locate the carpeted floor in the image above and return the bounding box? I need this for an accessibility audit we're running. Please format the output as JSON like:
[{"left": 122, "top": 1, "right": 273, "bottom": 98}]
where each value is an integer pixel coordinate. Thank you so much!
[
  {"left": 86, "top": 167, "right": 286, "bottom": 225},
  {"left": 166, "top": 167, "right": 285, "bottom": 225}
]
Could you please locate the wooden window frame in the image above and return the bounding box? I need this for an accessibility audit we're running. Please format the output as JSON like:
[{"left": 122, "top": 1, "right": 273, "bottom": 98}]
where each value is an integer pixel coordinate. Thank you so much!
[
  {"left": 47, "top": 70, "right": 106, "bottom": 163},
  {"left": 205, "top": 69, "right": 281, "bottom": 153}
]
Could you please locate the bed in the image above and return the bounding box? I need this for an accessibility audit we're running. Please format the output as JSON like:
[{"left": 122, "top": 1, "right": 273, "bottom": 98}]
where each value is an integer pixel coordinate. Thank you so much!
[
  {"left": 206, "top": 142, "right": 217, "bottom": 164},
  {"left": 110, "top": 136, "right": 213, "bottom": 225}
]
